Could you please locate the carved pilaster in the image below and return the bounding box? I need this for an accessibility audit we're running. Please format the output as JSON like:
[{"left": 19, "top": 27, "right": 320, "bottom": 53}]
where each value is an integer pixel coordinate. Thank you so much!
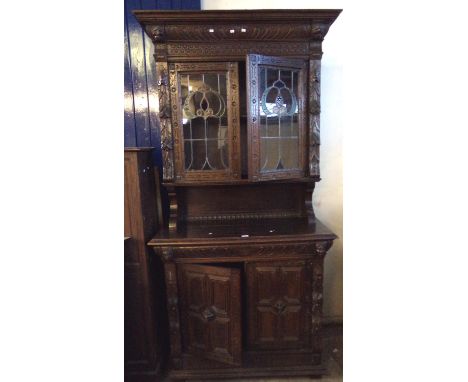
[
  {"left": 306, "top": 182, "right": 316, "bottom": 223},
  {"left": 156, "top": 61, "right": 174, "bottom": 181},
  {"left": 310, "top": 240, "right": 333, "bottom": 354},
  {"left": 309, "top": 59, "right": 321, "bottom": 177},
  {"left": 166, "top": 185, "right": 178, "bottom": 232},
  {"left": 160, "top": 248, "right": 182, "bottom": 369}
]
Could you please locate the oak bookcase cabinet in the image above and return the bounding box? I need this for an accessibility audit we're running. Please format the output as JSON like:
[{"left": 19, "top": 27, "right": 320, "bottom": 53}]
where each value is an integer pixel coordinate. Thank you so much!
[{"left": 134, "top": 9, "right": 341, "bottom": 380}]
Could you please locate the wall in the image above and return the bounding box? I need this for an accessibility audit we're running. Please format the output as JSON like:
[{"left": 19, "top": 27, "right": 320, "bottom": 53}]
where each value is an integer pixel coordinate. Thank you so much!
[{"left": 202, "top": 0, "right": 344, "bottom": 321}]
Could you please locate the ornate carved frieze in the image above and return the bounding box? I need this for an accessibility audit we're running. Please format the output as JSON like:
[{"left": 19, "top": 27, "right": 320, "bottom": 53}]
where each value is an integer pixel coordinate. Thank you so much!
[
  {"left": 184, "top": 211, "right": 304, "bottom": 222},
  {"left": 309, "top": 59, "right": 321, "bottom": 177},
  {"left": 166, "top": 41, "right": 309, "bottom": 59},
  {"left": 154, "top": 243, "right": 316, "bottom": 260}
]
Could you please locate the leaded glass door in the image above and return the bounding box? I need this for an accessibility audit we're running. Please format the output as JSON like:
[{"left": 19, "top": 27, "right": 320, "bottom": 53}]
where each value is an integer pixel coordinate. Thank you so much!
[
  {"left": 246, "top": 55, "right": 307, "bottom": 181},
  {"left": 170, "top": 62, "right": 241, "bottom": 181}
]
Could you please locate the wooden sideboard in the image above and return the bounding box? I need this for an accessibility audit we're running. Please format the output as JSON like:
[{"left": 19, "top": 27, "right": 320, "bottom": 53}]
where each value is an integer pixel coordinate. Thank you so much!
[{"left": 132, "top": 8, "right": 341, "bottom": 380}]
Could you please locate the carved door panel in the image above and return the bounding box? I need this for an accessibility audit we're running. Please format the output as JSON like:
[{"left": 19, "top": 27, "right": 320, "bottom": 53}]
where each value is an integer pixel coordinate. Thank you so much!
[
  {"left": 246, "top": 260, "right": 310, "bottom": 350},
  {"left": 170, "top": 62, "right": 241, "bottom": 182},
  {"left": 246, "top": 54, "right": 308, "bottom": 181},
  {"left": 178, "top": 264, "right": 242, "bottom": 365}
]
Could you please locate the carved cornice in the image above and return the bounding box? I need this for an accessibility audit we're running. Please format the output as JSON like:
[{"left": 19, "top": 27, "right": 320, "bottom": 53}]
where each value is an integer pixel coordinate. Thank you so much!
[
  {"left": 135, "top": 10, "right": 342, "bottom": 42},
  {"left": 148, "top": 24, "right": 319, "bottom": 42},
  {"left": 135, "top": 10, "right": 341, "bottom": 59}
]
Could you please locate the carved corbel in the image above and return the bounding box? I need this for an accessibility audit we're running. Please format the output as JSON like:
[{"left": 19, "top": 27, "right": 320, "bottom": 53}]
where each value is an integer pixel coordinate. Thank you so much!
[
  {"left": 311, "top": 22, "right": 329, "bottom": 41},
  {"left": 160, "top": 247, "right": 174, "bottom": 263},
  {"left": 315, "top": 240, "right": 334, "bottom": 257},
  {"left": 148, "top": 25, "right": 165, "bottom": 43}
]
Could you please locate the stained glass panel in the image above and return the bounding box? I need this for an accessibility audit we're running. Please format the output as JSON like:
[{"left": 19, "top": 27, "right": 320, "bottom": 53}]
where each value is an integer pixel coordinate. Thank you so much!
[
  {"left": 180, "top": 73, "right": 229, "bottom": 171},
  {"left": 259, "top": 67, "right": 300, "bottom": 172}
]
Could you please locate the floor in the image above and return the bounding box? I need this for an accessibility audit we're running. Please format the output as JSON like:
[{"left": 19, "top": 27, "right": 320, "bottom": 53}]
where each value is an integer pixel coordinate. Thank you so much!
[
  {"left": 163, "top": 324, "right": 343, "bottom": 382},
  {"left": 225, "top": 324, "right": 343, "bottom": 382}
]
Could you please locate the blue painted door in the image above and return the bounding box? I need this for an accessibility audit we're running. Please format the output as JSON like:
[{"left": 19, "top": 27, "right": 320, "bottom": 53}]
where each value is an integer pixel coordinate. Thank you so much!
[{"left": 124, "top": 0, "right": 201, "bottom": 171}]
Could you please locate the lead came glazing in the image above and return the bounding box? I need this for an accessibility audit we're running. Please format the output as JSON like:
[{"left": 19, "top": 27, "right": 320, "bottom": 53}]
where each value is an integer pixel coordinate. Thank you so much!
[
  {"left": 181, "top": 73, "right": 229, "bottom": 171},
  {"left": 259, "top": 68, "right": 300, "bottom": 172}
]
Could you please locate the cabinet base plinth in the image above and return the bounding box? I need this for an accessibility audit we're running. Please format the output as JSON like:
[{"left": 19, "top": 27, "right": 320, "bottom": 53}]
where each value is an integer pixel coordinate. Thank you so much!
[
  {"left": 168, "top": 352, "right": 325, "bottom": 380},
  {"left": 169, "top": 365, "right": 325, "bottom": 381}
]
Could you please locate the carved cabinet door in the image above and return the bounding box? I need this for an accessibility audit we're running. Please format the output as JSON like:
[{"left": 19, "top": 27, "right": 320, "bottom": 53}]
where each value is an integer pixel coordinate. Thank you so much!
[
  {"left": 170, "top": 62, "right": 241, "bottom": 182},
  {"left": 178, "top": 264, "right": 242, "bottom": 365},
  {"left": 246, "top": 54, "right": 308, "bottom": 181},
  {"left": 246, "top": 260, "right": 310, "bottom": 350}
]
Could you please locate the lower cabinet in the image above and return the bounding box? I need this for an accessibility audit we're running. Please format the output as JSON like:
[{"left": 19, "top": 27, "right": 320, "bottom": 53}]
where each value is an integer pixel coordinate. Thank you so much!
[
  {"left": 153, "top": 239, "right": 334, "bottom": 380},
  {"left": 176, "top": 260, "right": 312, "bottom": 366}
]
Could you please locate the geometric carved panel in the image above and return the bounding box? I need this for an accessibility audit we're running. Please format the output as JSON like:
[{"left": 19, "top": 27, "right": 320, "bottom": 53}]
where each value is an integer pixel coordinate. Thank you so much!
[
  {"left": 178, "top": 264, "right": 241, "bottom": 365},
  {"left": 246, "top": 261, "right": 309, "bottom": 350}
]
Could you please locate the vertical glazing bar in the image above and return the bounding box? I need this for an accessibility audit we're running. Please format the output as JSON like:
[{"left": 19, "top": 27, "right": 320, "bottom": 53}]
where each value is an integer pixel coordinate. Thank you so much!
[
  {"left": 217, "top": 73, "right": 227, "bottom": 169},
  {"left": 262, "top": 67, "right": 269, "bottom": 170},
  {"left": 277, "top": 69, "right": 282, "bottom": 169},
  {"left": 202, "top": 74, "right": 209, "bottom": 169},
  {"left": 291, "top": 70, "right": 294, "bottom": 134},
  {"left": 188, "top": 74, "right": 194, "bottom": 170}
]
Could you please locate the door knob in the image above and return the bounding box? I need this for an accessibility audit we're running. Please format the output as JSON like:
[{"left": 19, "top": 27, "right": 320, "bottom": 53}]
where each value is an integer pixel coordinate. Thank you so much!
[
  {"left": 274, "top": 300, "right": 286, "bottom": 314},
  {"left": 202, "top": 307, "right": 216, "bottom": 321}
]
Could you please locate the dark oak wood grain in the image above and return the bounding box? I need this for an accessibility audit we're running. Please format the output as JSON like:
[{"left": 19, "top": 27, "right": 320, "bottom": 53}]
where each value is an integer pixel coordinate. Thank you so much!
[
  {"left": 124, "top": 148, "right": 165, "bottom": 381},
  {"left": 178, "top": 264, "right": 242, "bottom": 365}
]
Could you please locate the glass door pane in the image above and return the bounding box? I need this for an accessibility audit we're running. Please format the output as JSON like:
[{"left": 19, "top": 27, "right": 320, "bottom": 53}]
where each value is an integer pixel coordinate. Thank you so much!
[
  {"left": 171, "top": 62, "right": 240, "bottom": 181},
  {"left": 181, "top": 73, "right": 229, "bottom": 171},
  {"left": 247, "top": 55, "right": 307, "bottom": 181}
]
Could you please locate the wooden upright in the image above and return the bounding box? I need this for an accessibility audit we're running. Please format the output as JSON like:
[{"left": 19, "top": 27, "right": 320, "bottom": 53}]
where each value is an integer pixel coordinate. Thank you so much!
[{"left": 134, "top": 9, "right": 341, "bottom": 380}]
